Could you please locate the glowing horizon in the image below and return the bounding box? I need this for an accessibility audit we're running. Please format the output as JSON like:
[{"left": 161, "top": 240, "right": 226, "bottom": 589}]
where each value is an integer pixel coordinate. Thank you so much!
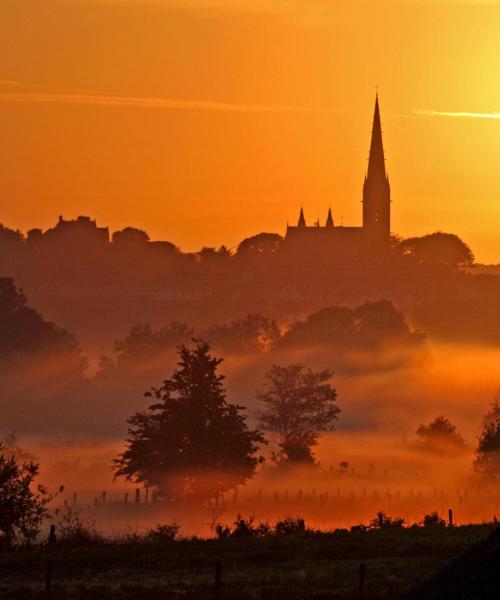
[{"left": 2, "top": 0, "right": 500, "bottom": 262}]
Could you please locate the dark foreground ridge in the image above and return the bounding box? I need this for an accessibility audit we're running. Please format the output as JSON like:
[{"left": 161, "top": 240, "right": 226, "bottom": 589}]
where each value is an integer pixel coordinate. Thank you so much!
[
  {"left": 412, "top": 524, "right": 500, "bottom": 600},
  {"left": 0, "top": 523, "right": 496, "bottom": 599}
]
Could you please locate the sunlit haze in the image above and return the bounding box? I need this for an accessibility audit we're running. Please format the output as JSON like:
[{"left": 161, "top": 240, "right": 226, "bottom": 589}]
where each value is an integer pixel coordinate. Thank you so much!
[{"left": 2, "top": 0, "right": 500, "bottom": 261}]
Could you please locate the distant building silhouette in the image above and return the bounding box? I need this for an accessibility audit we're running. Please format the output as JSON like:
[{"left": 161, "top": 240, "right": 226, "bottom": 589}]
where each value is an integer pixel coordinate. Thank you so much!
[
  {"left": 44, "top": 215, "right": 109, "bottom": 246},
  {"left": 285, "top": 96, "right": 391, "bottom": 260}
]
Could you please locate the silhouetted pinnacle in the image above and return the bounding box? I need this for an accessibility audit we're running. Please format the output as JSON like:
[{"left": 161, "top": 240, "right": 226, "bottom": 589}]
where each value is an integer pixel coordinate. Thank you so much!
[
  {"left": 367, "top": 95, "right": 387, "bottom": 181},
  {"left": 325, "top": 207, "right": 334, "bottom": 228},
  {"left": 298, "top": 207, "right": 306, "bottom": 227}
]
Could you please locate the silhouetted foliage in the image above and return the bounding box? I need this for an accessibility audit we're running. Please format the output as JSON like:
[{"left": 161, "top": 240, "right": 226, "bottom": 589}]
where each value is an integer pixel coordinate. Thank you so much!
[
  {"left": 274, "top": 517, "right": 306, "bottom": 536},
  {"left": 416, "top": 416, "right": 467, "bottom": 453},
  {"left": 208, "top": 314, "right": 280, "bottom": 353},
  {"left": 56, "top": 506, "right": 103, "bottom": 546},
  {"left": 215, "top": 515, "right": 269, "bottom": 539},
  {"left": 369, "top": 511, "right": 404, "bottom": 530},
  {"left": 398, "top": 232, "right": 474, "bottom": 267},
  {"left": 474, "top": 418, "right": 500, "bottom": 476},
  {"left": 0, "top": 277, "right": 84, "bottom": 360},
  {"left": 114, "top": 340, "right": 265, "bottom": 500},
  {"left": 95, "top": 322, "right": 193, "bottom": 383},
  {"left": 257, "top": 364, "right": 339, "bottom": 464},
  {"left": 280, "top": 300, "right": 424, "bottom": 351},
  {"left": 236, "top": 232, "right": 283, "bottom": 261},
  {"left": 112, "top": 227, "right": 150, "bottom": 245},
  {"left": 483, "top": 396, "right": 500, "bottom": 426},
  {"left": 145, "top": 523, "right": 181, "bottom": 543},
  {"left": 0, "top": 444, "right": 59, "bottom": 546},
  {"left": 422, "top": 512, "right": 446, "bottom": 528}
]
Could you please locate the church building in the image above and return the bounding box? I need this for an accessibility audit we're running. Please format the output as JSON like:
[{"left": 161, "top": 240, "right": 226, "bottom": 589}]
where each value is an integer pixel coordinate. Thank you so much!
[{"left": 285, "top": 96, "right": 391, "bottom": 261}]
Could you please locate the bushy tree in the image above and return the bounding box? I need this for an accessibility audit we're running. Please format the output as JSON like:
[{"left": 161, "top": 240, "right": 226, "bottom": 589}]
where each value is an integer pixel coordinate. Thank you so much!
[
  {"left": 0, "top": 277, "right": 84, "bottom": 360},
  {"left": 236, "top": 233, "right": 283, "bottom": 261},
  {"left": 279, "top": 300, "right": 424, "bottom": 351},
  {"left": 474, "top": 419, "right": 500, "bottom": 476},
  {"left": 112, "top": 227, "right": 150, "bottom": 244},
  {"left": 208, "top": 314, "right": 280, "bottom": 353},
  {"left": 416, "top": 416, "right": 467, "bottom": 453},
  {"left": 257, "top": 364, "right": 340, "bottom": 464},
  {"left": 0, "top": 444, "right": 58, "bottom": 546},
  {"left": 398, "top": 232, "right": 474, "bottom": 268},
  {"left": 114, "top": 340, "right": 265, "bottom": 500}
]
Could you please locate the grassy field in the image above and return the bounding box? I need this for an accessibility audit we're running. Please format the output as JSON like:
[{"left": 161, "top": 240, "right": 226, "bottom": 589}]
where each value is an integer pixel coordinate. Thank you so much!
[{"left": 0, "top": 523, "right": 495, "bottom": 599}]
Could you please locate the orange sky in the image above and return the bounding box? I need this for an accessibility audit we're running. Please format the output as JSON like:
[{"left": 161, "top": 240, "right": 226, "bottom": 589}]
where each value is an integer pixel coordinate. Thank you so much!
[{"left": 1, "top": 0, "right": 500, "bottom": 261}]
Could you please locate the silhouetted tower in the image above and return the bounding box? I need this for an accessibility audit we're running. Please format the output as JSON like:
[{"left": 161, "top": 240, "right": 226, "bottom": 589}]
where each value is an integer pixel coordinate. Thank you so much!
[
  {"left": 325, "top": 207, "right": 334, "bottom": 228},
  {"left": 298, "top": 207, "right": 306, "bottom": 227},
  {"left": 362, "top": 95, "right": 390, "bottom": 248}
]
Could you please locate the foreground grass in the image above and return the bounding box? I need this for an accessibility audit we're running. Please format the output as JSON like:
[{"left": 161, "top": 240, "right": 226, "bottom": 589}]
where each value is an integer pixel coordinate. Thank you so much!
[{"left": 0, "top": 524, "right": 495, "bottom": 599}]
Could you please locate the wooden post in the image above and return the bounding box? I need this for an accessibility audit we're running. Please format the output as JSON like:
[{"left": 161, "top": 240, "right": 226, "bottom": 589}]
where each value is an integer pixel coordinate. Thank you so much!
[
  {"left": 45, "top": 524, "right": 56, "bottom": 597},
  {"left": 448, "top": 508, "right": 453, "bottom": 527},
  {"left": 72, "top": 492, "right": 77, "bottom": 506},
  {"left": 48, "top": 525, "right": 56, "bottom": 546},
  {"left": 102, "top": 491, "right": 106, "bottom": 504},
  {"left": 124, "top": 492, "right": 129, "bottom": 504},
  {"left": 45, "top": 560, "right": 54, "bottom": 597},
  {"left": 358, "top": 562, "right": 366, "bottom": 595},
  {"left": 215, "top": 561, "right": 222, "bottom": 600},
  {"left": 135, "top": 488, "right": 140, "bottom": 504},
  {"left": 145, "top": 486, "right": 149, "bottom": 504}
]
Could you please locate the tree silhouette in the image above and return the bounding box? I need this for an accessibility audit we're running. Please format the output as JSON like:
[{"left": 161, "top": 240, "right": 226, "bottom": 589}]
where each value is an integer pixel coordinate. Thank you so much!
[
  {"left": 416, "top": 416, "right": 466, "bottom": 453},
  {"left": 111, "top": 227, "right": 150, "bottom": 244},
  {"left": 257, "top": 364, "right": 339, "bottom": 464},
  {"left": 236, "top": 232, "right": 283, "bottom": 261},
  {"left": 0, "top": 277, "right": 84, "bottom": 361},
  {"left": 208, "top": 314, "right": 280, "bottom": 353},
  {"left": 114, "top": 340, "right": 265, "bottom": 500},
  {"left": 0, "top": 443, "right": 59, "bottom": 545},
  {"left": 474, "top": 419, "right": 500, "bottom": 476},
  {"left": 398, "top": 232, "right": 474, "bottom": 267}
]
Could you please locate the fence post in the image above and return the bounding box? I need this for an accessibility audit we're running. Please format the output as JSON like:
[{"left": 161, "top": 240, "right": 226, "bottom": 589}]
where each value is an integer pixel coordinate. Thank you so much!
[
  {"left": 135, "top": 488, "right": 140, "bottom": 504},
  {"left": 448, "top": 508, "right": 453, "bottom": 527},
  {"left": 45, "top": 560, "right": 54, "bottom": 597},
  {"left": 48, "top": 524, "right": 56, "bottom": 546},
  {"left": 215, "top": 561, "right": 222, "bottom": 600},
  {"left": 45, "top": 524, "right": 56, "bottom": 597},
  {"left": 358, "top": 562, "right": 366, "bottom": 595},
  {"left": 72, "top": 492, "right": 77, "bottom": 506},
  {"left": 102, "top": 491, "right": 106, "bottom": 505},
  {"left": 124, "top": 492, "right": 129, "bottom": 504}
]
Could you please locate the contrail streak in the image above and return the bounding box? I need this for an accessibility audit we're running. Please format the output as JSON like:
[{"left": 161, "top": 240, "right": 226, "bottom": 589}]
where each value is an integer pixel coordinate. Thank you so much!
[
  {"left": 0, "top": 91, "right": 336, "bottom": 113},
  {"left": 416, "top": 109, "right": 500, "bottom": 120}
]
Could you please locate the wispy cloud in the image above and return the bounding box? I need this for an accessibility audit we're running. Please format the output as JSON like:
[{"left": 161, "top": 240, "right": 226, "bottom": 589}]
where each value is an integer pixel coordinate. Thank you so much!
[
  {"left": 0, "top": 79, "right": 25, "bottom": 87},
  {"left": 416, "top": 109, "right": 500, "bottom": 120},
  {"left": 0, "top": 90, "right": 338, "bottom": 114}
]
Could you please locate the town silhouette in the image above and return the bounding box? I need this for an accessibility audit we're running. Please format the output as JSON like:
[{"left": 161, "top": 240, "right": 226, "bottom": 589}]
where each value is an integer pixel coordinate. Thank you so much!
[{"left": 1, "top": 95, "right": 500, "bottom": 598}]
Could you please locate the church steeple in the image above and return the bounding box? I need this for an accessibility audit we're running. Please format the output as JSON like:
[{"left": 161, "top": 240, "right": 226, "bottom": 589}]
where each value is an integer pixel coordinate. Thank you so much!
[
  {"left": 298, "top": 207, "right": 306, "bottom": 227},
  {"left": 366, "top": 95, "right": 387, "bottom": 181},
  {"left": 325, "top": 207, "right": 334, "bottom": 228},
  {"left": 362, "top": 95, "right": 391, "bottom": 248}
]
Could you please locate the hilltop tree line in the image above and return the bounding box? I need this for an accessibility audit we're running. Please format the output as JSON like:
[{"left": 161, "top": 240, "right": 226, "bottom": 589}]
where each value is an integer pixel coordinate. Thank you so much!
[{"left": 0, "top": 218, "right": 474, "bottom": 270}]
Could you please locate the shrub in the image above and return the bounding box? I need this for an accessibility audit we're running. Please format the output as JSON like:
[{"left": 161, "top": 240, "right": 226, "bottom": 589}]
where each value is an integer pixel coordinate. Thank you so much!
[
  {"left": 145, "top": 523, "right": 181, "bottom": 543},
  {"left": 274, "top": 517, "right": 306, "bottom": 536},
  {"left": 369, "top": 511, "right": 405, "bottom": 530},
  {"left": 56, "top": 506, "right": 103, "bottom": 545},
  {"left": 423, "top": 512, "right": 446, "bottom": 528}
]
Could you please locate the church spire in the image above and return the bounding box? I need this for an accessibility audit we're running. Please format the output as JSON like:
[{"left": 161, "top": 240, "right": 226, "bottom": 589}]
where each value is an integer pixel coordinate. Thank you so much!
[
  {"left": 325, "top": 207, "right": 334, "bottom": 228},
  {"left": 298, "top": 207, "right": 306, "bottom": 227},
  {"left": 362, "top": 95, "right": 391, "bottom": 247},
  {"left": 366, "top": 95, "right": 387, "bottom": 181}
]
